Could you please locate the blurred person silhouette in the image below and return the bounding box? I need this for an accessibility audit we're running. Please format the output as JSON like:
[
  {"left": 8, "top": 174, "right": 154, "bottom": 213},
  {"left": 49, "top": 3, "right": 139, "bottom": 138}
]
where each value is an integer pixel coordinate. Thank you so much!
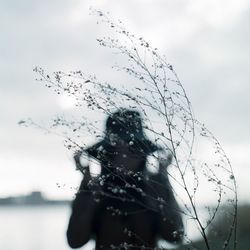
[{"left": 67, "top": 109, "right": 183, "bottom": 249}]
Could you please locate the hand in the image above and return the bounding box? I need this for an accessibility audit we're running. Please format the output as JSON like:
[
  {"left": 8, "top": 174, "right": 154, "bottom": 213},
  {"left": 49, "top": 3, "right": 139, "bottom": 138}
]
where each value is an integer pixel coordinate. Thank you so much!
[
  {"left": 74, "top": 150, "right": 82, "bottom": 163},
  {"left": 74, "top": 150, "right": 88, "bottom": 173},
  {"left": 158, "top": 150, "right": 173, "bottom": 170}
]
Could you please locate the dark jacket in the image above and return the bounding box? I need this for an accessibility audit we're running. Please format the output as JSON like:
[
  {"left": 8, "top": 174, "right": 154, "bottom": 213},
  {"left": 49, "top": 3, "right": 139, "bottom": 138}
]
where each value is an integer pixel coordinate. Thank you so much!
[{"left": 67, "top": 159, "right": 183, "bottom": 249}]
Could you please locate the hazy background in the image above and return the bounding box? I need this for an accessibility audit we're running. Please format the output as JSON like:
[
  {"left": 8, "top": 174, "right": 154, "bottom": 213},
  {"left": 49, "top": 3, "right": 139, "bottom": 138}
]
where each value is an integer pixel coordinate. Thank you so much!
[
  {"left": 1, "top": 0, "right": 249, "bottom": 204},
  {"left": 1, "top": 1, "right": 249, "bottom": 249}
]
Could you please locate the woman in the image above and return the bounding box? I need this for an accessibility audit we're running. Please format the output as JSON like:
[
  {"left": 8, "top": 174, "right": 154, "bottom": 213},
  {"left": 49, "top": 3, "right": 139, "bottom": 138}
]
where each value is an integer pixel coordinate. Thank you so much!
[{"left": 67, "top": 109, "right": 183, "bottom": 249}]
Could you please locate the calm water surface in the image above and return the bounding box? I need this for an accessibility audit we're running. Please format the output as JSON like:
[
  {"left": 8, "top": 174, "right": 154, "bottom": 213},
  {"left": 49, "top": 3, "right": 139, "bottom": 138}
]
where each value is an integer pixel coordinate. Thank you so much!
[
  {"left": 0, "top": 205, "right": 95, "bottom": 250},
  {"left": 0, "top": 205, "right": 204, "bottom": 250}
]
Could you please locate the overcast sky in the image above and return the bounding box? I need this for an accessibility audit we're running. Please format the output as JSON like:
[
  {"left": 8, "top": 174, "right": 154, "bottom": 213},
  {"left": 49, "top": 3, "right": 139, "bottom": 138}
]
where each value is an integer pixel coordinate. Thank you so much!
[{"left": 1, "top": 0, "right": 249, "bottom": 203}]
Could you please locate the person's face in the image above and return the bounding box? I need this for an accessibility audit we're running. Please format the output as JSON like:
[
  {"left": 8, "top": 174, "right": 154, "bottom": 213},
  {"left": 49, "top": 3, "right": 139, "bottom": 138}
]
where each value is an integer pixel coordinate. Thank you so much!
[{"left": 112, "top": 140, "right": 144, "bottom": 173}]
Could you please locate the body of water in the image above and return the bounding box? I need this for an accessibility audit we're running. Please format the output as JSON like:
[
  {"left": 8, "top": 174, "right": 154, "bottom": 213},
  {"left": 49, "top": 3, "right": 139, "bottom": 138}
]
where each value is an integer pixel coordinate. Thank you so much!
[
  {"left": 0, "top": 205, "right": 205, "bottom": 250},
  {"left": 0, "top": 205, "right": 95, "bottom": 250}
]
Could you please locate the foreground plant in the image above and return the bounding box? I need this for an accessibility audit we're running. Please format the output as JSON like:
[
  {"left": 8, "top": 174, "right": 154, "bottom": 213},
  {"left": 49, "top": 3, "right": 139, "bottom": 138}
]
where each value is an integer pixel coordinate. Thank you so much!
[{"left": 21, "top": 10, "right": 237, "bottom": 250}]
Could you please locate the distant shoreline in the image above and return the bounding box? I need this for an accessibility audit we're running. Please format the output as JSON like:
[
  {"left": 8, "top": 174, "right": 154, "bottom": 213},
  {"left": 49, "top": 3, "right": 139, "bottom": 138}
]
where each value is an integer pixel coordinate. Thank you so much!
[
  {"left": 0, "top": 201, "right": 71, "bottom": 206},
  {"left": 0, "top": 191, "right": 71, "bottom": 206}
]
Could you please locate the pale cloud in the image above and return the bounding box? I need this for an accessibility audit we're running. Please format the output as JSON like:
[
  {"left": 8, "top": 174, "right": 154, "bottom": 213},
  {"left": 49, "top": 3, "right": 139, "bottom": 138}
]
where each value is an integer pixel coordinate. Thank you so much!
[
  {"left": 1, "top": 0, "right": 249, "bottom": 202},
  {"left": 187, "top": 0, "right": 249, "bottom": 27}
]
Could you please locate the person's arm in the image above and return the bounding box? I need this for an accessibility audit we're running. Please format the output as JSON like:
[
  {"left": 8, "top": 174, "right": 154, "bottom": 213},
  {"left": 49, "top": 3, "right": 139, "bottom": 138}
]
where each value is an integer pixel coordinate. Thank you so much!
[
  {"left": 67, "top": 161, "right": 97, "bottom": 248},
  {"left": 154, "top": 173, "right": 184, "bottom": 243},
  {"left": 147, "top": 152, "right": 184, "bottom": 243}
]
